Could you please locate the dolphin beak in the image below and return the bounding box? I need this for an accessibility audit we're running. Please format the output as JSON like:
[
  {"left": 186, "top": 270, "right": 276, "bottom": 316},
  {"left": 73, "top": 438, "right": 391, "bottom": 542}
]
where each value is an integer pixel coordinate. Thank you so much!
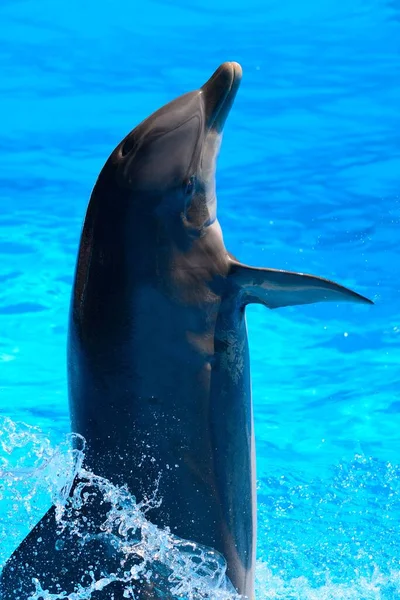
[{"left": 201, "top": 62, "right": 242, "bottom": 132}]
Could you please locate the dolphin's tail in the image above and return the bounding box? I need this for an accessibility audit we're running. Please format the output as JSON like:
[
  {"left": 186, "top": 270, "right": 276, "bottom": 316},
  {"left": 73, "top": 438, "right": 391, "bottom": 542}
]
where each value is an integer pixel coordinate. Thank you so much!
[
  {"left": 0, "top": 502, "right": 205, "bottom": 600},
  {"left": 0, "top": 506, "right": 72, "bottom": 600},
  {"left": 0, "top": 504, "right": 155, "bottom": 599}
]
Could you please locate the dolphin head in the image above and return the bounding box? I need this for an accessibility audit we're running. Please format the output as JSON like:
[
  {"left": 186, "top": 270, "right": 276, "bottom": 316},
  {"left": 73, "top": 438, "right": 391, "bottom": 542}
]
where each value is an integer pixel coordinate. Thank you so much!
[{"left": 107, "top": 62, "right": 242, "bottom": 229}]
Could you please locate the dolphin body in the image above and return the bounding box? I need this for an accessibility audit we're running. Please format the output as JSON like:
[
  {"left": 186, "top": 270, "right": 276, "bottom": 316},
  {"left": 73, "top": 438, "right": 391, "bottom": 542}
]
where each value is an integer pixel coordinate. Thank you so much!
[{"left": 0, "top": 62, "right": 372, "bottom": 599}]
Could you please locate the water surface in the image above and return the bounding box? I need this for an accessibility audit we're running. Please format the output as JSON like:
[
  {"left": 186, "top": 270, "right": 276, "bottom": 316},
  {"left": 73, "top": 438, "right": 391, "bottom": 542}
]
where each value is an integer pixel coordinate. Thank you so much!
[{"left": 0, "top": 0, "right": 399, "bottom": 597}]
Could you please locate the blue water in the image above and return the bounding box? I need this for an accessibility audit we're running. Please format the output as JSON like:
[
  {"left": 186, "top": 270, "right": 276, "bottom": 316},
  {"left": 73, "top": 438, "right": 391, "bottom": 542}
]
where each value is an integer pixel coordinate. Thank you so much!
[{"left": 0, "top": 0, "right": 399, "bottom": 597}]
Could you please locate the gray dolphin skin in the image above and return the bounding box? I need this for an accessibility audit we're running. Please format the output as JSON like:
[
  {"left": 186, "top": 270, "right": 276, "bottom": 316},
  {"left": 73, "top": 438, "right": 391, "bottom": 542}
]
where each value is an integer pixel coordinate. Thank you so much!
[{"left": 0, "top": 62, "right": 373, "bottom": 599}]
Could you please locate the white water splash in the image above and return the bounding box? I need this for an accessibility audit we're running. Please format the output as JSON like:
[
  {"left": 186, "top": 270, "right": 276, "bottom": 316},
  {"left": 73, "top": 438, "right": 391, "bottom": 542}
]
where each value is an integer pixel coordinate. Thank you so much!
[
  {"left": 254, "top": 562, "right": 400, "bottom": 599},
  {"left": 0, "top": 417, "right": 84, "bottom": 561},
  {"left": 0, "top": 418, "right": 239, "bottom": 600},
  {"left": 1, "top": 418, "right": 400, "bottom": 599}
]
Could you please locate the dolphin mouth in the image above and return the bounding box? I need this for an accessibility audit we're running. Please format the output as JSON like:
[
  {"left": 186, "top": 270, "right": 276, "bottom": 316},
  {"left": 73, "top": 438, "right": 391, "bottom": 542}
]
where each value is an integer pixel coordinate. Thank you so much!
[{"left": 201, "top": 62, "right": 242, "bottom": 132}]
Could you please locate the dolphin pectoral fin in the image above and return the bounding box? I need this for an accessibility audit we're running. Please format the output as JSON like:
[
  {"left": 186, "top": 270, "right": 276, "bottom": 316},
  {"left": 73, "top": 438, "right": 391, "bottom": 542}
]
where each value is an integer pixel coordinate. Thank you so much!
[{"left": 228, "top": 259, "right": 374, "bottom": 309}]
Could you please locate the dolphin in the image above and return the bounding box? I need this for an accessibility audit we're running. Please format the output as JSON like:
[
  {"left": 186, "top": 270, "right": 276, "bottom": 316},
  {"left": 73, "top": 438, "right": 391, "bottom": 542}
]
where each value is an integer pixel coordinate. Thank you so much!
[{"left": 0, "top": 62, "right": 372, "bottom": 599}]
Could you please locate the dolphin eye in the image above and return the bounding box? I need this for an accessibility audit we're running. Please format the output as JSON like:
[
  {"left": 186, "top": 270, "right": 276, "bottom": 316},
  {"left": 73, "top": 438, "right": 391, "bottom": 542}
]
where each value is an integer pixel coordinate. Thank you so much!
[
  {"left": 184, "top": 176, "right": 195, "bottom": 196},
  {"left": 121, "top": 136, "right": 135, "bottom": 157}
]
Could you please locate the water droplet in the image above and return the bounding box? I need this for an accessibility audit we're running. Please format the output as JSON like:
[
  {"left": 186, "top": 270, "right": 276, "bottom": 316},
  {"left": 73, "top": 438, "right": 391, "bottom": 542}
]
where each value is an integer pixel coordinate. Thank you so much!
[{"left": 55, "top": 539, "right": 65, "bottom": 551}]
